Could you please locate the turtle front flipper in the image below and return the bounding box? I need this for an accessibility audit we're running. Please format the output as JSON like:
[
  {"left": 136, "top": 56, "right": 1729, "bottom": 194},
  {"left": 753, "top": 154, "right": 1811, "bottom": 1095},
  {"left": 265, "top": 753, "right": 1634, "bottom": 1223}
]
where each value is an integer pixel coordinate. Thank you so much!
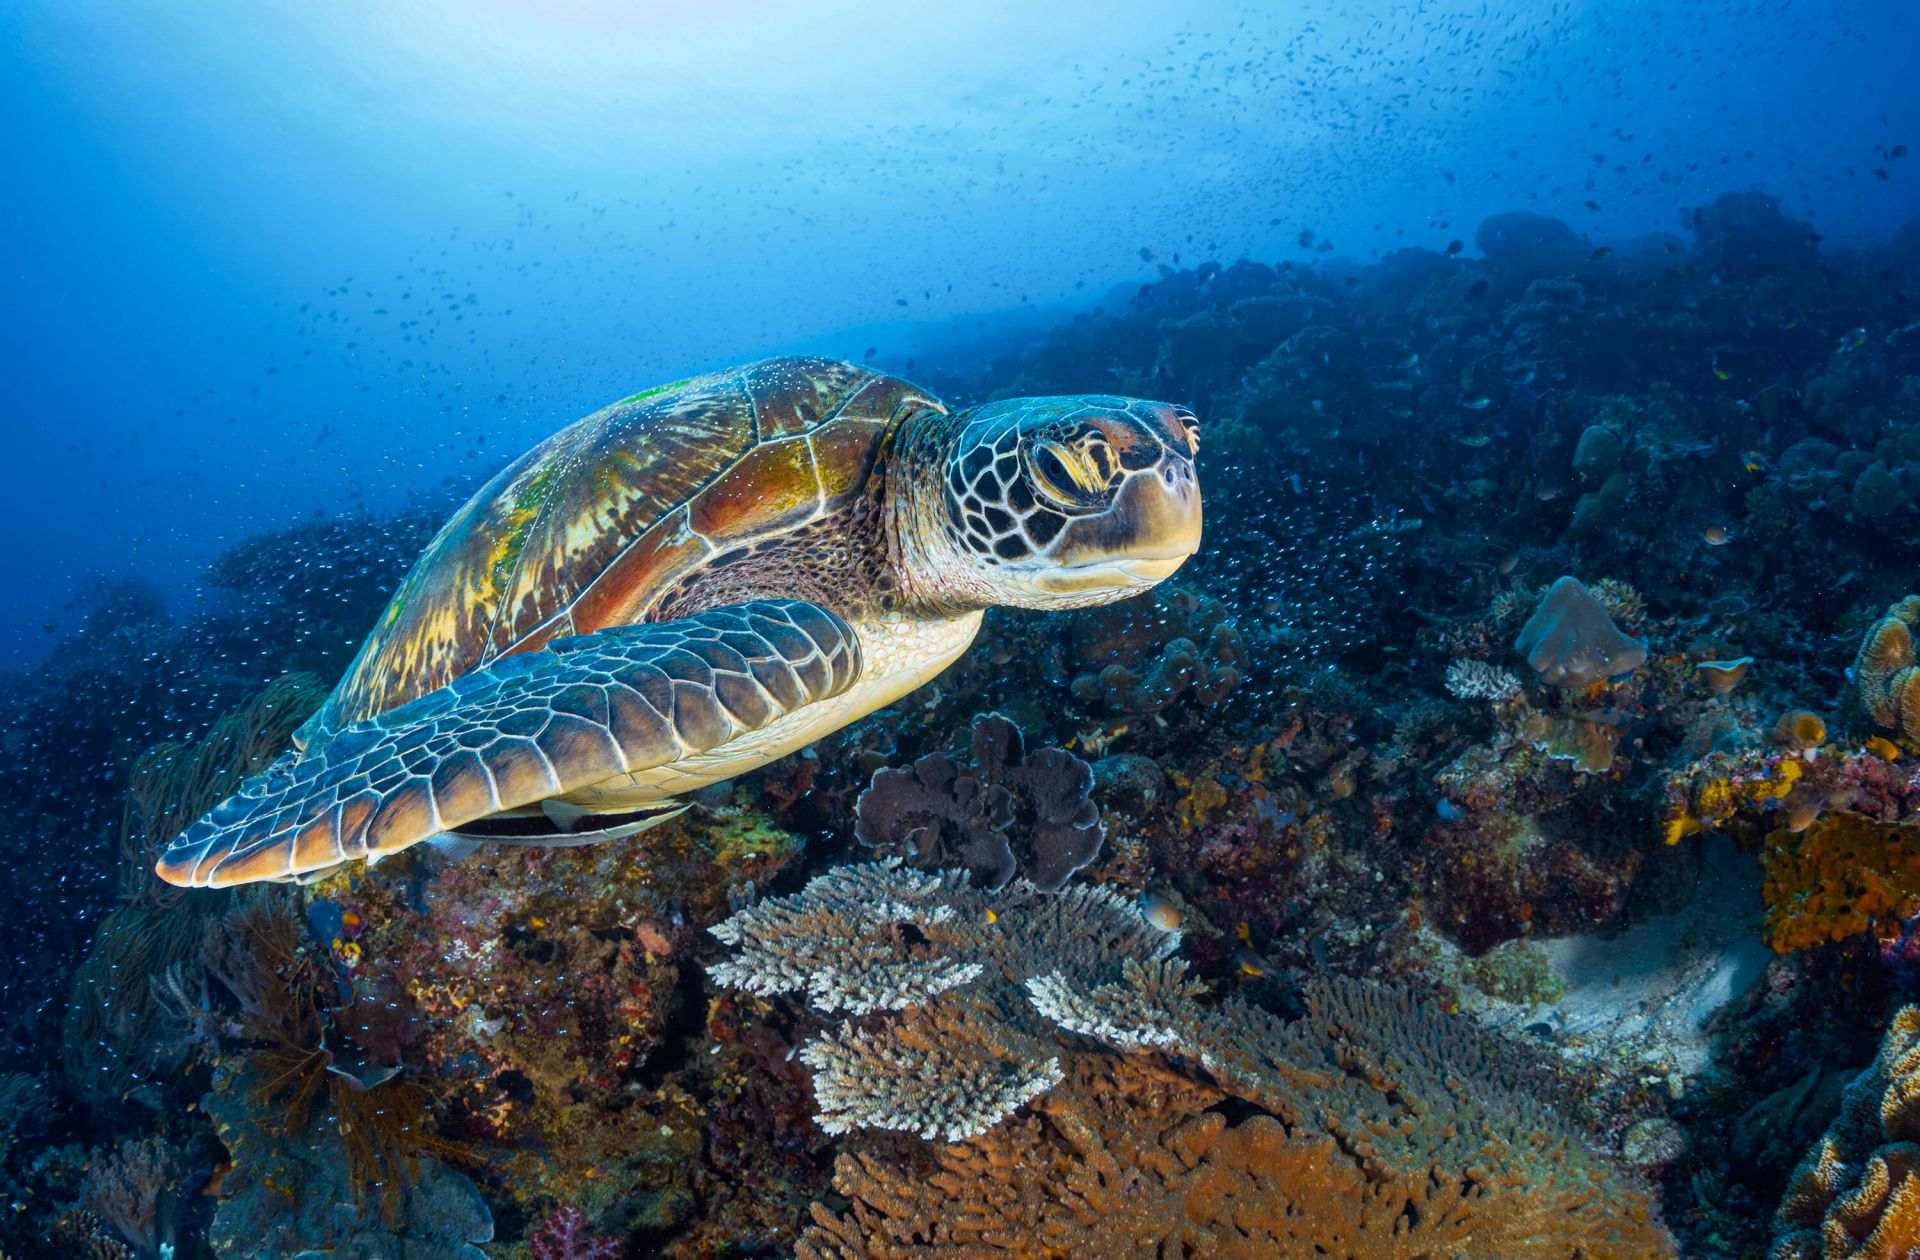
[{"left": 155, "top": 601, "right": 861, "bottom": 888}]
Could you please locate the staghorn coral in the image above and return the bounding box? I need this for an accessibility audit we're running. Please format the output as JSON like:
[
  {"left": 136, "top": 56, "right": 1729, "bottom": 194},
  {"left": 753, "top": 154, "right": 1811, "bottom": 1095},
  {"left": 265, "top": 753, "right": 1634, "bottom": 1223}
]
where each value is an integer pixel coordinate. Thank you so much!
[
  {"left": 1445, "top": 657, "right": 1523, "bottom": 701},
  {"left": 1761, "top": 813, "right": 1920, "bottom": 953},
  {"left": 853, "top": 714, "right": 1102, "bottom": 891},
  {"left": 1773, "top": 1004, "right": 1920, "bottom": 1258},
  {"left": 80, "top": 1135, "right": 181, "bottom": 1257},
  {"left": 1852, "top": 596, "right": 1920, "bottom": 739},
  {"left": 1514, "top": 576, "right": 1648, "bottom": 688}
]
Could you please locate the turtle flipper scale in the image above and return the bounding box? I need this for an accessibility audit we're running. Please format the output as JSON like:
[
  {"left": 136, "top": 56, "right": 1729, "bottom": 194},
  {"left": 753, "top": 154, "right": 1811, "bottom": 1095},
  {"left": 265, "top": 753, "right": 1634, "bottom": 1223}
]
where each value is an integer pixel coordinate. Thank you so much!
[{"left": 155, "top": 601, "right": 861, "bottom": 888}]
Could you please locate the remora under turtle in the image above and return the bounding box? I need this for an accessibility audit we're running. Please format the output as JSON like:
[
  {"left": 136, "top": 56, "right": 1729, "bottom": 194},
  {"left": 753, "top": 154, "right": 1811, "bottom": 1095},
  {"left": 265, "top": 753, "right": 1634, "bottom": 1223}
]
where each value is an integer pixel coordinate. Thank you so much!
[{"left": 157, "top": 357, "right": 1202, "bottom": 888}]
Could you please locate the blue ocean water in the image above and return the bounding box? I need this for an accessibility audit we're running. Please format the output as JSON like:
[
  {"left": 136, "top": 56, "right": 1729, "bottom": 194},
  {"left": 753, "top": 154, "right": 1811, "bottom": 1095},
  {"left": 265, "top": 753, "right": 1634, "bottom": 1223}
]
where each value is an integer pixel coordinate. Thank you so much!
[
  {"left": 4, "top": 0, "right": 1912, "bottom": 666},
  {"left": 5, "top": 3, "right": 1920, "bottom": 1257}
]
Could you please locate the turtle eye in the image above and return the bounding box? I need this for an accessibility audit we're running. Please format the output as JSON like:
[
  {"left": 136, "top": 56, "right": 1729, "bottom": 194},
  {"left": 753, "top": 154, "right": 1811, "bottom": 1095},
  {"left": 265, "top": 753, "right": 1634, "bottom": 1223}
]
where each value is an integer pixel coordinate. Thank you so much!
[
  {"left": 1177, "top": 412, "right": 1200, "bottom": 456},
  {"left": 1027, "top": 439, "right": 1107, "bottom": 510}
]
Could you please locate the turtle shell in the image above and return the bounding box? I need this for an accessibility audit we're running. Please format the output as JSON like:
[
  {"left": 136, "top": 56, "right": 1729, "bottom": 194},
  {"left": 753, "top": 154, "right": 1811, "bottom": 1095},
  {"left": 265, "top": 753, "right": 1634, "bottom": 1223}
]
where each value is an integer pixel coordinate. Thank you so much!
[{"left": 306, "top": 357, "right": 943, "bottom": 738}]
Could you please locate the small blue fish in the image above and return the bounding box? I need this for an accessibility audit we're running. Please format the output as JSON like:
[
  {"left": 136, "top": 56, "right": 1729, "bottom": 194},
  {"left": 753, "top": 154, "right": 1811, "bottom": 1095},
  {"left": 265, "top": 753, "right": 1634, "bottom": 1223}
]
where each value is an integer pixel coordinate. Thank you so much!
[
  {"left": 1436, "top": 798, "right": 1463, "bottom": 821},
  {"left": 1460, "top": 395, "right": 1492, "bottom": 411}
]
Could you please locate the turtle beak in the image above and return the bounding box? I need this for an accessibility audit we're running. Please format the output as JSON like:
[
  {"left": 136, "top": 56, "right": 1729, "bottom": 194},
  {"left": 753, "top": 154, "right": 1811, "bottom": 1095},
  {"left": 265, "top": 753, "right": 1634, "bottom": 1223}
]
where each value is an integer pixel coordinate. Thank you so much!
[{"left": 1039, "top": 453, "right": 1201, "bottom": 593}]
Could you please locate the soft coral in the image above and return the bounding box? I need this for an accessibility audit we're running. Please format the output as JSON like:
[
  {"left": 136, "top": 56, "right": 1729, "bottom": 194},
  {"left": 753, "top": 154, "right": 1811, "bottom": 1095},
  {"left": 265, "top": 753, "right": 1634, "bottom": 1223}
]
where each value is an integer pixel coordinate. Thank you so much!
[{"left": 529, "top": 1204, "right": 621, "bottom": 1260}]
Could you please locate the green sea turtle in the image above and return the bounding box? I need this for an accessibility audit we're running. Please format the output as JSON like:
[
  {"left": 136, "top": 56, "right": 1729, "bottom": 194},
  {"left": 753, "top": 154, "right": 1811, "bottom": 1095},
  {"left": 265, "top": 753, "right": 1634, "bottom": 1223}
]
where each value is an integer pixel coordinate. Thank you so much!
[{"left": 157, "top": 357, "right": 1202, "bottom": 888}]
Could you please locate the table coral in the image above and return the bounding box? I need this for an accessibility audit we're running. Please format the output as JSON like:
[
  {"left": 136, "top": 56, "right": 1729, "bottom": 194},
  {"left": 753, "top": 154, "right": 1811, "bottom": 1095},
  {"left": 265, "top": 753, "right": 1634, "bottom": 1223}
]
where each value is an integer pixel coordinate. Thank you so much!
[
  {"left": 710, "top": 862, "right": 1168, "bottom": 1139},
  {"left": 797, "top": 1013, "right": 1672, "bottom": 1259},
  {"left": 1773, "top": 1005, "right": 1920, "bottom": 1259}
]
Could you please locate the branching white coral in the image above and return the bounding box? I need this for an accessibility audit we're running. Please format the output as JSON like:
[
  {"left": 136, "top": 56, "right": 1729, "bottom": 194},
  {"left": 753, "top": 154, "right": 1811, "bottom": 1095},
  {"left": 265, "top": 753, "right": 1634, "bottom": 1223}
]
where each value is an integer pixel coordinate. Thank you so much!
[
  {"left": 1446, "top": 658, "right": 1522, "bottom": 701},
  {"left": 799, "top": 1009, "right": 1063, "bottom": 1142}
]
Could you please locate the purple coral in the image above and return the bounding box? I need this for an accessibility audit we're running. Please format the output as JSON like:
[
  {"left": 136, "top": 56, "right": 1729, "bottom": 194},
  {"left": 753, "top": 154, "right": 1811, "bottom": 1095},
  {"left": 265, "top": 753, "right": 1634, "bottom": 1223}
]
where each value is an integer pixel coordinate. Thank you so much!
[
  {"left": 1513, "top": 576, "right": 1646, "bottom": 688},
  {"left": 530, "top": 1204, "right": 621, "bottom": 1260},
  {"left": 854, "top": 713, "right": 1102, "bottom": 892}
]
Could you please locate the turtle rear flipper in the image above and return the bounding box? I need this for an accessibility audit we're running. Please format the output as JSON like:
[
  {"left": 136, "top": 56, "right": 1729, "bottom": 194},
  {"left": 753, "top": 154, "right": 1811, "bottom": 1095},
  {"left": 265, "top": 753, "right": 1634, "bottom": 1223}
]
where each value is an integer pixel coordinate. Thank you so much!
[{"left": 155, "top": 601, "right": 860, "bottom": 888}]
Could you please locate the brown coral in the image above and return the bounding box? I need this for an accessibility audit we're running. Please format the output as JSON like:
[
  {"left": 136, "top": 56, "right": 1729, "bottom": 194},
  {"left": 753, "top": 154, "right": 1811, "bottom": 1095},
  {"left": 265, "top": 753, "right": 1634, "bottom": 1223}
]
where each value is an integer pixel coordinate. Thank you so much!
[
  {"left": 1774, "top": 1005, "right": 1920, "bottom": 1258},
  {"left": 1065, "top": 584, "right": 1247, "bottom": 717},
  {"left": 714, "top": 865, "right": 1672, "bottom": 1256},
  {"left": 80, "top": 1136, "right": 181, "bottom": 1256},
  {"left": 853, "top": 714, "right": 1102, "bottom": 891},
  {"left": 799, "top": 1047, "right": 1672, "bottom": 1259}
]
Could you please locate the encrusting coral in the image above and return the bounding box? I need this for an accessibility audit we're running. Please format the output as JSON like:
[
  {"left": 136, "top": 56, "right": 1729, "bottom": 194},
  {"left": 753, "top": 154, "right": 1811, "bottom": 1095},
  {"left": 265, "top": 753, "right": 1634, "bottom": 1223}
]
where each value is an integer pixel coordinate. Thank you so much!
[
  {"left": 712, "top": 861, "right": 1673, "bottom": 1256},
  {"left": 1761, "top": 813, "right": 1920, "bottom": 952},
  {"left": 853, "top": 713, "right": 1103, "bottom": 891},
  {"left": 1514, "top": 576, "right": 1648, "bottom": 688},
  {"left": 1773, "top": 1004, "right": 1920, "bottom": 1258}
]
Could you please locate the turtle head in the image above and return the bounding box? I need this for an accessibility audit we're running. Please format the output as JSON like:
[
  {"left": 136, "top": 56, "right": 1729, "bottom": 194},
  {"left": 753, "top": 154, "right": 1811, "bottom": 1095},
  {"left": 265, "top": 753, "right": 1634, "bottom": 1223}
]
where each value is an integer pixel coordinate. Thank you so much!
[{"left": 902, "top": 395, "right": 1202, "bottom": 610}]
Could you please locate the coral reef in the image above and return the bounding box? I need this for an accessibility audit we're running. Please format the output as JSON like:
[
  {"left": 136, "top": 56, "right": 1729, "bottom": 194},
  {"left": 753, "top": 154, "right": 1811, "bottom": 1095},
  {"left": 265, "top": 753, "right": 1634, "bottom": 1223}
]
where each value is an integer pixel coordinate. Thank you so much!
[
  {"left": 800, "top": 1046, "right": 1670, "bottom": 1260},
  {"left": 16, "top": 192, "right": 1920, "bottom": 1257},
  {"left": 60, "top": 673, "right": 325, "bottom": 1110},
  {"left": 1065, "top": 584, "right": 1248, "bottom": 718},
  {"left": 529, "top": 1205, "right": 621, "bottom": 1260},
  {"left": 713, "top": 862, "right": 1670, "bottom": 1254},
  {"left": 710, "top": 862, "right": 1166, "bottom": 1138},
  {"left": 1446, "top": 657, "right": 1523, "bottom": 701},
  {"left": 1773, "top": 1004, "right": 1920, "bottom": 1258},
  {"left": 205, "top": 1058, "right": 492, "bottom": 1260},
  {"left": 853, "top": 713, "right": 1102, "bottom": 891}
]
